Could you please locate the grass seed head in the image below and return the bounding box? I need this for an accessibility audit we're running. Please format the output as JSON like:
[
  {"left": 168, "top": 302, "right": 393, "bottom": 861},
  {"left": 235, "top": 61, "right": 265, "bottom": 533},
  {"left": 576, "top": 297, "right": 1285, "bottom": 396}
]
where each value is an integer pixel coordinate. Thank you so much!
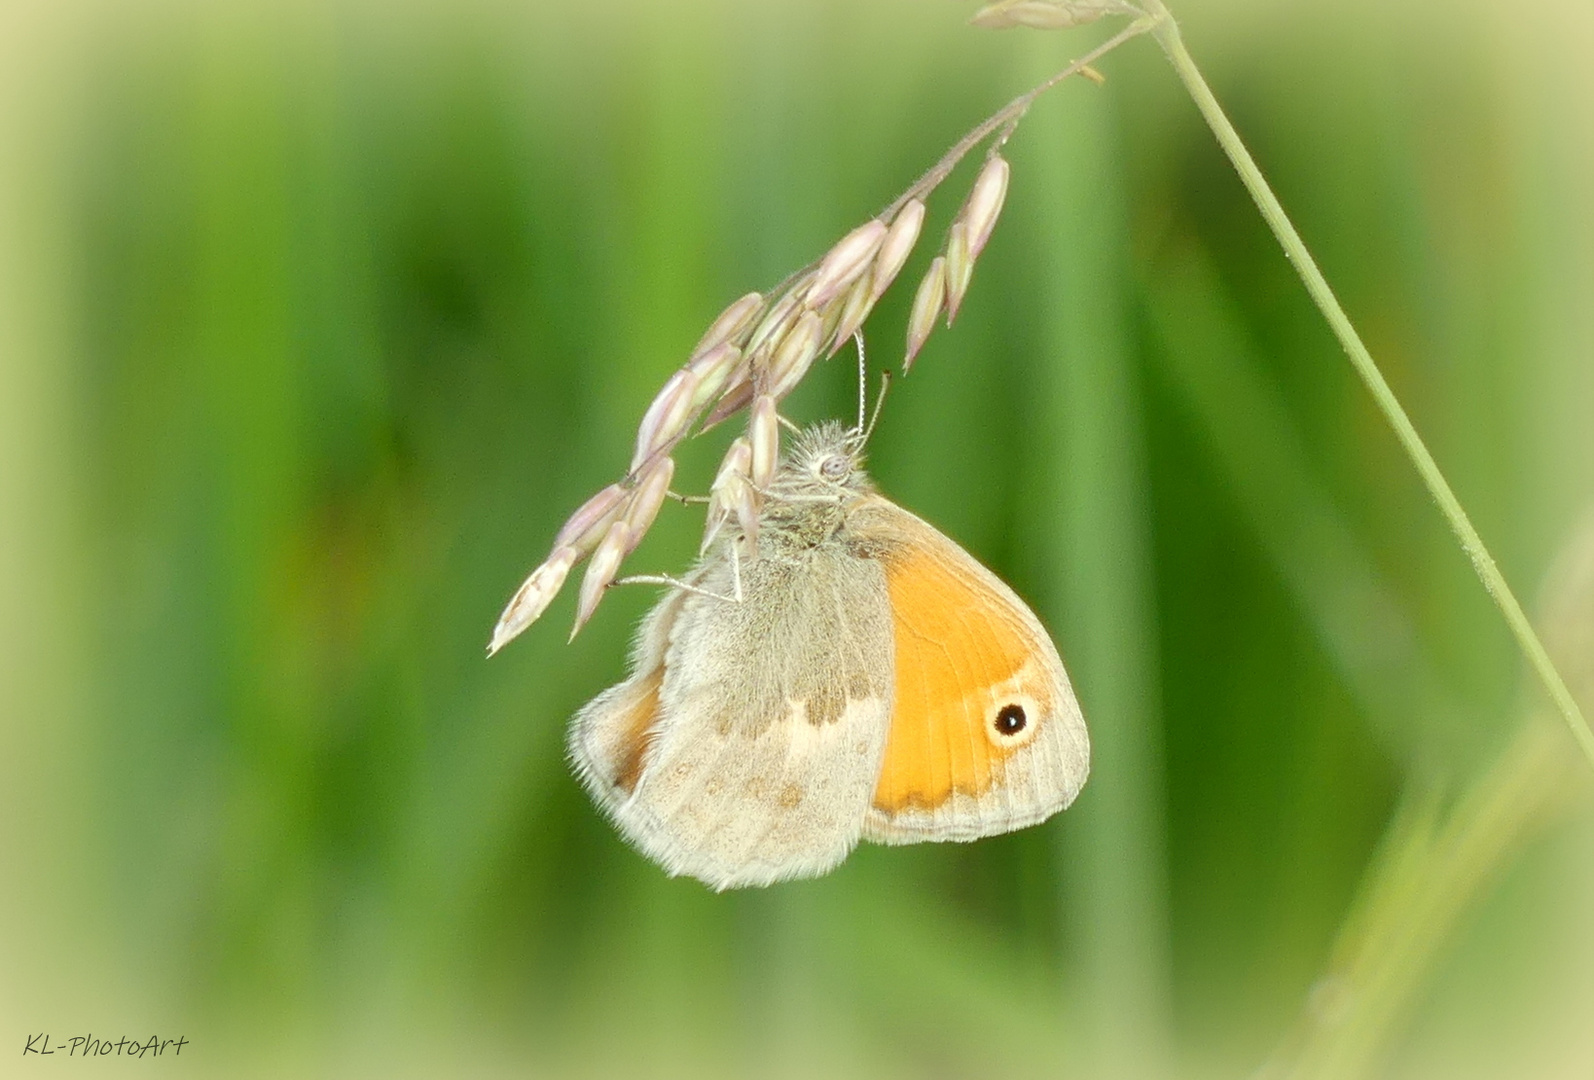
[
  {"left": 623, "top": 455, "right": 675, "bottom": 551},
  {"left": 553, "top": 482, "right": 630, "bottom": 554},
  {"left": 805, "top": 219, "right": 888, "bottom": 309},
  {"left": 944, "top": 221, "right": 975, "bottom": 325},
  {"left": 871, "top": 199, "right": 926, "bottom": 303},
  {"left": 573, "top": 520, "right": 632, "bottom": 639},
  {"left": 632, "top": 368, "right": 701, "bottom": 472},
  {"left": 767, "top": 310, "right": 825, "bottom": 399},
  {"left": 749, "top": 395, "right": 780, "bottom": 488},
  {"left": 488, "top": 544, "right": 580, "bottom": 655},
  {"left": 962, "top": 156, "right": 1010, "bottom": 260},
  {"left": 905, "top": 255, "right": 948, "bottom": 370},
  {"left": 685, "top": 342, "right": 744, "bottom": 410},
  {"left": 829, "top": 272, "right": 880, "bottom": 356},
  {"left": 691, "top": 291, "right": 764, "bottom": 359},
  {"left": 494, "top": 16, "right": 1139, "bottom": 652}
]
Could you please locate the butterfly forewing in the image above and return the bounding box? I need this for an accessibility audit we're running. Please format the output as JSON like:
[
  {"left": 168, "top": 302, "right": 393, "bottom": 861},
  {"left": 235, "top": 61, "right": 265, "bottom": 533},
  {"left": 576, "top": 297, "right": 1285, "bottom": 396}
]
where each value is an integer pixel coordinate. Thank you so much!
[{"left": 847, "top": 498, "right": 1090, "bottom": 844}]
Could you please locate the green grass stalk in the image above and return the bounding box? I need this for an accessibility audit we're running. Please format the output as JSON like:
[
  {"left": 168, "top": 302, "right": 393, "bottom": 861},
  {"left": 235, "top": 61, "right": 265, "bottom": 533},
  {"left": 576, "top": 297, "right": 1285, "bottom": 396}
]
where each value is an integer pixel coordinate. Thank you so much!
[{"left": 1140, "top": 0, "right": 1594, "bottom": 772}]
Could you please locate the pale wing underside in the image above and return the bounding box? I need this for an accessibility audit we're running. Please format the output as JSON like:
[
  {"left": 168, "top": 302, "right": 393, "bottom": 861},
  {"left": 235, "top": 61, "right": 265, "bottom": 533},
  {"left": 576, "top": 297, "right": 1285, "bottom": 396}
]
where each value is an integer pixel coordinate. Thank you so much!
[
  {"left": 847, "top": 498, "right": 1091, "bottom": 846},
  {"left": 569, "top": 542, "right": 895, "bottom": 890}
]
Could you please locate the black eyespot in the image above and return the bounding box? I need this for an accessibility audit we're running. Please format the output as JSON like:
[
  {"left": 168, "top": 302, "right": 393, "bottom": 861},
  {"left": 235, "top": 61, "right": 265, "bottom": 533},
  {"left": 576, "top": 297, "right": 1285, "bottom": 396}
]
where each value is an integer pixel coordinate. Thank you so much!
[{"left": 994, "top": 704, "right": 1027, "bottom": 736}]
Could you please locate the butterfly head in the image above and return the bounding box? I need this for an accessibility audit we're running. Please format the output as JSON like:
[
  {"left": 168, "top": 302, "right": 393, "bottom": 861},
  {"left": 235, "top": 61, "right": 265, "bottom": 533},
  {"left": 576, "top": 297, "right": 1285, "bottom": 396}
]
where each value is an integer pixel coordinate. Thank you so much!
[{"left": 769, "top": 420, "right": 874, "bottom": 503}]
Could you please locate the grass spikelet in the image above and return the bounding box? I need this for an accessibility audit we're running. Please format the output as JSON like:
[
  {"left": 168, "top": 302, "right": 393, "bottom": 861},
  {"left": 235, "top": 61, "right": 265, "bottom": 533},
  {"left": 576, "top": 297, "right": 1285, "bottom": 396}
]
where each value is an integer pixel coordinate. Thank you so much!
[
  {"left": 702, "top": 437, "right": 753, "bottom": 554},
  {"left": 767, "top": 310, "right": 825, "bottom": 399},
  {"left": 743, "top": 288, "right": 805, "bottom": 363},
  {"left": 631, "top": 368, "right": 700, "bottom": 472},
  {"left": 572, "top": 520, "right": 632, "bottom": 640},
  {"left": 691, "top": 291, "right": 763, "bottom": 358},
  {"left": 685, "top": 342, "right": 744, "bottom": 410},
  {"left": 487, "top": 545, "right": 580, "bottom": 656},
  {"left": 552, "top": 483, "right": 630, "bottom": 554},
  {"left": 623, "top": 456, "right": 676, "bottom": 550},
  {"left": 700, "top": 375, "right": 755, "bottom": 433},
  {"left": 962, "top": 155, "right": 1010, "bottom": 260},
  {"left": 871, "top": 198, "right": 926, "bottom": 303},
  {"left": 905, "top": 255, "right": 947, "bottom": 371},
  {"left": 749, "top": 395, "right": 780, "bottom": 488},
  {"left": 943, "top": 221, "right": 975, "bottom": 325},
  {"left": 805, "top": 220, "right": 887, "bottom": 309},
  {"left": 829, "top": 273, "right": 880, "bottom": 356}
]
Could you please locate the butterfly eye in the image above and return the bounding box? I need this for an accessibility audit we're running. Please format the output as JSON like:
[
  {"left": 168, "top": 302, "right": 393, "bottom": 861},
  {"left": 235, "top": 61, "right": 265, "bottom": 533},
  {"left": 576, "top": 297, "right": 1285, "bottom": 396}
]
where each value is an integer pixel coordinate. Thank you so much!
[{"left": 818, "top": 454, "right": 849, "bottom": 480}]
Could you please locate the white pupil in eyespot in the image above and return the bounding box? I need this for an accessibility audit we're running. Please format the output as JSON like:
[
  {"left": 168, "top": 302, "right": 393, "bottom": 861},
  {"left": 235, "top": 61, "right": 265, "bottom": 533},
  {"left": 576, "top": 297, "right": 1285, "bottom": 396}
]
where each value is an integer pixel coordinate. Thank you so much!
[{"left": 820, "top": 456, "right": 848, "bottom": 479}]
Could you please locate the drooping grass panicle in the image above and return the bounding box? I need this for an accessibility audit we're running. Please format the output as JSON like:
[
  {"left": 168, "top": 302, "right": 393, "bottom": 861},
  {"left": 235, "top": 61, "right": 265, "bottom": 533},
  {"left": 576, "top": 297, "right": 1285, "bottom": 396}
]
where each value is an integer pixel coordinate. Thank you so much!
[{"left": 489, "top": 8, "right": 1151, "bottom": 651}]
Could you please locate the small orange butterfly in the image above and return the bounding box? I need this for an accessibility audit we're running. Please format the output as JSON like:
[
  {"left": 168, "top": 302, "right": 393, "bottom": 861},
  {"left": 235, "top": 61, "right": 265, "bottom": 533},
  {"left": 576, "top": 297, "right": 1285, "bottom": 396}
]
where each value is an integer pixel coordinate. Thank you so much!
[{"left": 569, "top": 421, "right": 1089, "bottom": 889}]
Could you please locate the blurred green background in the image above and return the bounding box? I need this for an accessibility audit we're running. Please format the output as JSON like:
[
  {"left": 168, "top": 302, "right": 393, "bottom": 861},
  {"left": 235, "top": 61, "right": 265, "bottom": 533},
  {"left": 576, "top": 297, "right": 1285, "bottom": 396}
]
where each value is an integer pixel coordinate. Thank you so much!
[{"left": 4, "top": 0, "right": 1594, "bottom": 1076}]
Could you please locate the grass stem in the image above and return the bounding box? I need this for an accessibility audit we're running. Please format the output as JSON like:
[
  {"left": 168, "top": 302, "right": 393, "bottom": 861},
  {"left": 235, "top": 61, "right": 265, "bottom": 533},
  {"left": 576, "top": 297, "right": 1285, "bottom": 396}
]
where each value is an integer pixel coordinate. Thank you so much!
[
  {"left": 882, "top": 15, "right": 1156, "bottom": 220},
  {"left": 1141, "top": 0, "right": 1594, "bottom": 772}
]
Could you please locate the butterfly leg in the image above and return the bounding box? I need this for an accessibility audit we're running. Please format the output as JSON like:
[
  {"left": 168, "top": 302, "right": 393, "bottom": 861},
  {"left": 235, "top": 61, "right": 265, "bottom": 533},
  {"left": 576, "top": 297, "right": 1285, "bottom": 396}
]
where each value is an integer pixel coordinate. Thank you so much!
[
  {"left": 729, "top": 535, "right": 745, "bottom": 603},
  {"left": 610, "top": 574, "right": 741, "bottom": 605},
  {"left": 745, "top": 478, "right": 843, "bottom": 507},
  {"left": 749, "top": 487, "right": 846, "bottom": 508}
]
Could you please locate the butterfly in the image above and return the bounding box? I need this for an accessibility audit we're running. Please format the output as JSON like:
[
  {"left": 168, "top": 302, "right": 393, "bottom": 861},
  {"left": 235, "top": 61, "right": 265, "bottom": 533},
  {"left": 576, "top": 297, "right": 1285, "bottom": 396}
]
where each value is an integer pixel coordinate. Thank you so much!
[{"left": 568, "top": 420, "right": 1089, "bottom": 889}]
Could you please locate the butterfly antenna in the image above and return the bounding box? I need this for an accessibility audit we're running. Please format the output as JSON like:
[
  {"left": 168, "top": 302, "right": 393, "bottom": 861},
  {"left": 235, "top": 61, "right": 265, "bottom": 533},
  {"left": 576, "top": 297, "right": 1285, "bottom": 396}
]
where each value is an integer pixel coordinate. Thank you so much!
[
  {"left": 863, "top": 368, "right": 891, "bottom": 446},
  {"left": 854, "top": 331, "right": 868, "bottom": 435}
]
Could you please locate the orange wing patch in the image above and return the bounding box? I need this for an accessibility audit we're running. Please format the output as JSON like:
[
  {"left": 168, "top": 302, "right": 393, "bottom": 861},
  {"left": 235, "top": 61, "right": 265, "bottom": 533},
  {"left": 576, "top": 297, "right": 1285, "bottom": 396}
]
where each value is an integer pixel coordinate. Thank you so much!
[
  {"left": 871, "top": 543, "right": 1056, "bottom": 815},
  {"left": 610, "top": 668, "right": 665, "bottom": 795}
]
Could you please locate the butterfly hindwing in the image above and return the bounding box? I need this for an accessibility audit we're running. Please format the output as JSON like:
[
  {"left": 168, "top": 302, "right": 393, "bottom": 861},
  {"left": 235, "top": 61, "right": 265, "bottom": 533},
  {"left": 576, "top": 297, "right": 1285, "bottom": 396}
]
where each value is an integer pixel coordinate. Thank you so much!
[{"left": 569, "top": 542, "right": 895, "bottom": 890}]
